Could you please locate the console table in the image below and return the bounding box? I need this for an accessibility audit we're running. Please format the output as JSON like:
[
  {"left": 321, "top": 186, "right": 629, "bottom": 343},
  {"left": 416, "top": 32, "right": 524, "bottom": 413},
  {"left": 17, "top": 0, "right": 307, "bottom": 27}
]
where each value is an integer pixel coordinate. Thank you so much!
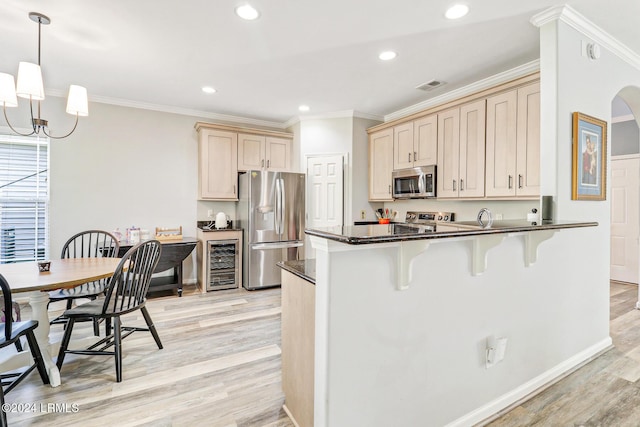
[{"left": 117, "top": 237, "right": 197, "bottom": 297}]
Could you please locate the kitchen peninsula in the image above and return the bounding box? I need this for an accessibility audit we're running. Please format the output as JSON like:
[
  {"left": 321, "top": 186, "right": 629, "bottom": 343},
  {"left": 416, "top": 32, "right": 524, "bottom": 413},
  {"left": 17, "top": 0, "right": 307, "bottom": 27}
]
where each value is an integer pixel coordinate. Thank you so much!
[{"left": 301, "top": 220, "right": 603, "bottom": 426}]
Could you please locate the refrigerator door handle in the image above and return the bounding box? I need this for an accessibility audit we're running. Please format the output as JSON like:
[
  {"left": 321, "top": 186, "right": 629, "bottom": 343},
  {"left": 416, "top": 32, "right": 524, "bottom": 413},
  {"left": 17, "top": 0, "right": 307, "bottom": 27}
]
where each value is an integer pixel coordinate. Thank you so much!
[
  {"left": 279, "top": 178, "right": 286, "bottom": 236},
  {"left": 250, "top": 241, "right": 304, "bottom": 250},
  {"left": 275, "top": 178, "right": 282, "bottom": 235}
]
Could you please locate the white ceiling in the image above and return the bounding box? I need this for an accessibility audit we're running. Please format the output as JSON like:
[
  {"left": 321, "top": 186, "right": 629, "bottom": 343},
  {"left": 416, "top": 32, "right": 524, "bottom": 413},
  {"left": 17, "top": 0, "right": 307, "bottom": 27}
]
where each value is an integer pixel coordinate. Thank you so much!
[{"left": 1, "top": 0, "right": 639, "bottom": 126}]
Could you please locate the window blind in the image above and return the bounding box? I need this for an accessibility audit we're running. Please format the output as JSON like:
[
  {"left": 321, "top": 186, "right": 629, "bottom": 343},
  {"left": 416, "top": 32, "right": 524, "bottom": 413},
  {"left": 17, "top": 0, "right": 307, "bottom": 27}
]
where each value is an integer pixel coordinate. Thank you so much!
[{"left": 0, "top": 134, "right": 49, "bottom": 263}]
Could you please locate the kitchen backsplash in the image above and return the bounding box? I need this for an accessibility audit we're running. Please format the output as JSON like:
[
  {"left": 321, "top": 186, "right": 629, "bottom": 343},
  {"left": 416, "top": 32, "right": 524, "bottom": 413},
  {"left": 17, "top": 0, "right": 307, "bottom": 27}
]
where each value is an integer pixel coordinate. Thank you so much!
[{"left": 383, "top": 198, "right": 539, "bottom": 222}]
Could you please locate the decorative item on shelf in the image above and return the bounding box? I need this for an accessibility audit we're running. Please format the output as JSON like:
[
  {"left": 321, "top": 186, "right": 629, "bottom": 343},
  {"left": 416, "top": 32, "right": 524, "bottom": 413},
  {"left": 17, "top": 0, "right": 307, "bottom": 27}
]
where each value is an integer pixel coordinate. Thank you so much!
[
  {"left": 571, "top": 112, "right": 607, "bottom": 201},
  {"left": 0, "top": 12, "right": 88, "bottom": 139},
  {"left": 155, "top": 226, "right": 183, "bottom": 241},
  {"left": 37, "top": 260, "right": 51, "bottom": 272}
]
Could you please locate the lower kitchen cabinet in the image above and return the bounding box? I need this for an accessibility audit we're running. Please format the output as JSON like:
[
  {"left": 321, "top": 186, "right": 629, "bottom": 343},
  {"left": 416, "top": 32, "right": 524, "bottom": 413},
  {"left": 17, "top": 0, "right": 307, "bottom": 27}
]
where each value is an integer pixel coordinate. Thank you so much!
[{"left": 280, "top": 266, "right": 315, "bottom": 427}]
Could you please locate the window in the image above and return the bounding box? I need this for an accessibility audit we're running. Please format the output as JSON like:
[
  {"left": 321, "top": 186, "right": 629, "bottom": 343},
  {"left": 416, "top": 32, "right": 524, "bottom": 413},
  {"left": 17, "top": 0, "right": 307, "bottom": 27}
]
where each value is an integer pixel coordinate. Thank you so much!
[{"left": 0, "top": 133, "right": 49, "bottom": 263}]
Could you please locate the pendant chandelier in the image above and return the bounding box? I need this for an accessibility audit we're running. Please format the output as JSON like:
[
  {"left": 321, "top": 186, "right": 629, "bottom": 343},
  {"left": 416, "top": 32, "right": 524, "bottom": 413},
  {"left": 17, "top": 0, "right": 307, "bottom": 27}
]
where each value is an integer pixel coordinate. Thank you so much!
[{"left": 0, "top": 12, "right": 88, "bottom": 139}]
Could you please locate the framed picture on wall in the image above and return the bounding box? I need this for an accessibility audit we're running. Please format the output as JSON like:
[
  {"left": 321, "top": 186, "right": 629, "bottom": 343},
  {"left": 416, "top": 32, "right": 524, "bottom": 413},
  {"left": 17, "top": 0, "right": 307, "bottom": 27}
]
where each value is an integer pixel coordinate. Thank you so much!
[{"left": 572, "top": 112, "right": 607, "bottom": 200}]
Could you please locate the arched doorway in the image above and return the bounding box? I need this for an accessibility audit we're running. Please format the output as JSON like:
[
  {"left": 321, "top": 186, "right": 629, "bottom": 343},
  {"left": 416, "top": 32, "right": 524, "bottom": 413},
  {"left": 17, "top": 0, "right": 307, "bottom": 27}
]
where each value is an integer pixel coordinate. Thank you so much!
[{"left": 610, "top": 87, "right": 640, "bottom": 307}]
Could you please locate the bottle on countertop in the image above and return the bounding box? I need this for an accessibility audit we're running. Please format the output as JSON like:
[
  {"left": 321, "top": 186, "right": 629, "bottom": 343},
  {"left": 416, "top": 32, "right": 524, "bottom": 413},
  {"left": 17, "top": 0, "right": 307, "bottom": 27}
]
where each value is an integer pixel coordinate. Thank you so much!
[{"left": 112, "top": 228, "right": 122, "bottom": 242}]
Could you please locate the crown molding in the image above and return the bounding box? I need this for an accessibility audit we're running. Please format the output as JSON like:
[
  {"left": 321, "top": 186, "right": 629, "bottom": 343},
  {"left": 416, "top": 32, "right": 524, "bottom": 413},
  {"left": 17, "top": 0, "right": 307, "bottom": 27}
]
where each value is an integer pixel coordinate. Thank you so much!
[
  {"left": 47, "top": 89, "right": 287, "bottom": 130},
  {"left": 530, "top": 4, "right": 640, "bottom": 71},
  {"left": 384, "top": 60, "right": 540, "bottom": 122},
  {"left": 283, "top": 110, "right": 384, "bottom": 128}
]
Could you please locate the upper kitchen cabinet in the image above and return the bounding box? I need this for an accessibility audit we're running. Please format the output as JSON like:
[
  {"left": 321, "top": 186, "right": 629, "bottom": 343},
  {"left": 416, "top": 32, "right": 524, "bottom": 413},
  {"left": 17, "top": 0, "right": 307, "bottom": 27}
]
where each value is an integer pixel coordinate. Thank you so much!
[
  {"left": 437, "top": 99, "right": 486, "bottom": 198},
  {"left": 238, "top": 134, "right": 292, "bottom": 172},
  {"left": 369, "top": 128, "right": 394, "bottom": 201},
  {"left": 485, "top": 82, "right": 540, "bottom": 197},
  {"left": 197, "top": 128, "right": 238, "bottom": 200},
  {"left": 196, "top": 122, "right": 294, "bottom": 200},
  {"left": 265, "top": 137, "right": 292, "bottom": 171},
  {"left": 393, "top": 115, "right": 437, "bottom": 170}
]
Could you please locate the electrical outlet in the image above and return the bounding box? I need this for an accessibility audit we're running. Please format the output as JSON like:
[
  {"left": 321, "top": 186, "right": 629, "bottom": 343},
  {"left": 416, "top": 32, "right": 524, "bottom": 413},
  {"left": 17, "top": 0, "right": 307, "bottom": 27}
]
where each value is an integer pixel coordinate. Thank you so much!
[
  {"left": 495, "top": 213, "right": 503, "bottom": 220},
  {"left": 207, "top": 209, "right": 214, "bottom": 218},
  {"left": 360, "top": 210, "right": 366, "bottom": 220}
]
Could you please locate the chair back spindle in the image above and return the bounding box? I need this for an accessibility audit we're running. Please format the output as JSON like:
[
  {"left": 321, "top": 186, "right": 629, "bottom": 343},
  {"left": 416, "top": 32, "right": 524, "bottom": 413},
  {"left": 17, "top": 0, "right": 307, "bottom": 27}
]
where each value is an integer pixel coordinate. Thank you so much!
[
  {"left": 61, "top": 230, "right": 119, "bottom": 260},
  {"left": 103, "top": 240, "right": 161, "bottom": 315}
]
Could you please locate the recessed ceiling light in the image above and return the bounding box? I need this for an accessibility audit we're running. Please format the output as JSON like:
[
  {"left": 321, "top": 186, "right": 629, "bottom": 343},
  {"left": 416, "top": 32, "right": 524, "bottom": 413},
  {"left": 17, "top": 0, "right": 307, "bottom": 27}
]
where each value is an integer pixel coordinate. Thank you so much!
[
  {"left": 378, "top": 51, "right": 397, "bottom": 61},
  {"left": 299, "top": 105, "right": 310, "bottom": 112},
  {"left": 235, "top": 4, "right": 260, "bottom": 20},
  {"left": 202, "top": 86, "right": 216, "bottom": 94},
  {"left": 445, "top": 4, "right": 469, "bottom": 20}
]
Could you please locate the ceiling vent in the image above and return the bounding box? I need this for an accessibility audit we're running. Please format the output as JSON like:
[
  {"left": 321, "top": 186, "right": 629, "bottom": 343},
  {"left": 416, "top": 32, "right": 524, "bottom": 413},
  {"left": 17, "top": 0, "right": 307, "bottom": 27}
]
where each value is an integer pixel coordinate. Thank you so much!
[{"left": 415, "top": 80, "right": 446, "bottom": 91}]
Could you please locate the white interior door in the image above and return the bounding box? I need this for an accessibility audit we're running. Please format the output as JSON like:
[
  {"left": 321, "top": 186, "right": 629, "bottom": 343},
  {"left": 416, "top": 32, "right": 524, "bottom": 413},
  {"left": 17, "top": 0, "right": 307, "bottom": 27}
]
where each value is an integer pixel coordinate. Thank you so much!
[
  {"left": 306, "top": 155, "right": 344, "bottom": 229},
  {"left": 610, "top": 156, "right": 640, "bottom": 284}
]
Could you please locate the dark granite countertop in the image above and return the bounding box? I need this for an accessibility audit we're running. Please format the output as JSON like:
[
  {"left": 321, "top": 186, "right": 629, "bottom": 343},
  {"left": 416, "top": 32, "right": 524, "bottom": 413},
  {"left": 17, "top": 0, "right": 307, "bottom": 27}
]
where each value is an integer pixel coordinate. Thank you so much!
[
  {"left": 277, "top": 260, "right": 316, "bottom": 284},
  {"left": 305, "top": 220, "right": 598, "bottom": 245}
]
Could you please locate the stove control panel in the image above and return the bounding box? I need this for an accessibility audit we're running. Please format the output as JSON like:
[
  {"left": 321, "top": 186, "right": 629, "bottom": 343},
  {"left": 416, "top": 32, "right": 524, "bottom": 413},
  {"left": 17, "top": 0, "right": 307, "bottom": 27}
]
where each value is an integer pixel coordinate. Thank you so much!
[{"left": 405, "top": 211, "right": 455, "bottom": 224}]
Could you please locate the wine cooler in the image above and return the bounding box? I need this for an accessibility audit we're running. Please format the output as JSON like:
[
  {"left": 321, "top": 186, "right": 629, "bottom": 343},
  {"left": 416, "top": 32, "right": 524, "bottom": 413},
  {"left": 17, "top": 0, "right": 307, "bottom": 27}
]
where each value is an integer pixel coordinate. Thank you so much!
[{"left": 206, "top": 239, "right": 239, "bottom": 291}]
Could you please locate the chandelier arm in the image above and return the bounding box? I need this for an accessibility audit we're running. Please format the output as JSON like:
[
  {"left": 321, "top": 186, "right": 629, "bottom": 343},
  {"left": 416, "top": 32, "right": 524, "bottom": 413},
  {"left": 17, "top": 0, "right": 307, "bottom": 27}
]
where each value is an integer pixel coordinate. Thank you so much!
[
  {"left": 29, "top": 98, "right": 38, "bottom": 134},
  {"left": 41, "top": 114, "right": 79, "bottom": 139},
  {"left": 3, "top": 105, "right": 36, "bottom": 137}
]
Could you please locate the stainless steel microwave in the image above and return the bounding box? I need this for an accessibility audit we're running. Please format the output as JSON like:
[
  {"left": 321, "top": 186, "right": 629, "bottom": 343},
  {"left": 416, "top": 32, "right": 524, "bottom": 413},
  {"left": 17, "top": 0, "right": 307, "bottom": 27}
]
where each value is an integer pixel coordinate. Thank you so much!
[{"left": 392, "top": 165, "right": 436, "bottom": 199}]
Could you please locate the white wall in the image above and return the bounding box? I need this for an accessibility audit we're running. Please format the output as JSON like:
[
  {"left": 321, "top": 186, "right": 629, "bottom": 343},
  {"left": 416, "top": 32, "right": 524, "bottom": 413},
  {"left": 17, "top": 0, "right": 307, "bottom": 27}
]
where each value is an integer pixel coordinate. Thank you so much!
[
  {"left": 298, "top": 116, "right": 384, "bottom": 226},
  {"left": 38, "top": 98, "right": 277, "bottom": 283}
]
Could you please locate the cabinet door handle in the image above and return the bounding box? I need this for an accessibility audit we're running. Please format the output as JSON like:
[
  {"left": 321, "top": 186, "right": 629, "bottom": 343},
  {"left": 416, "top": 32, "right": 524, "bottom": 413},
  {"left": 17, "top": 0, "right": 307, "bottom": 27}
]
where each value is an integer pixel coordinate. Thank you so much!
[
  {"left": 389, "top": 184, "right": 391, "bottom": 194},
  {"left": 460, "top": 179, "right": 464, "bottom": 191},
  {"left": 518, "top": 174, "right": 523, "bottom": 189},
  {"left": 261, "top": 159, "right": 264, "bottom": 168},
  {"left": 267, "top": 159, "right": 270, "bottom": 168},
  {"left": 508, "top": 175, "right": 513, "bottom": 189},
  {"left": 414, "top": 151, "right": 417, "bottom": 162},
  {"left": 408, "top": 153, "right": 411, "bottom": 162},
  {"left": 453, "top": 179, "right": 457, "bottom": 191},
  {"left": 233, "top": 185, "right": 236, "bottom": 194}
]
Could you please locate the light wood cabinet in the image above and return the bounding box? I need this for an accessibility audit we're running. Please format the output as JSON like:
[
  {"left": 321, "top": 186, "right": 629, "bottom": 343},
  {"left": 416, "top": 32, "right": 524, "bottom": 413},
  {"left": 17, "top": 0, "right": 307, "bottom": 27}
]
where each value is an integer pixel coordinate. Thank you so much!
[
  {"left": 369, "top": 128, "right": 394, "bottom": 201},
  {"left": 486, "top": 82, "right": 540, "bottom": 197},
  {"left": 265, "top": 136, "right": 292, "bottom": 171},
  {"left": 414, "top": 115, "right": 438, "bottom": 167},
  {"left": 437, "top": 100, "right": 485, "bottom": 198},
  {"left": 393, "top": 115, "right": 437, "bottom": 171},
  {"left": 196, "top": 122, "right": 294, "bottom": 201},
  {"left": 197, "top": 129, "right": 238, "bottom": 200},
  {"left": 238, "top": 134, "right": 292, "bottom": 172},
  {"left": 436, "top": 108, "right": 460, "bottom": 198},
  {"left": 515, "top": 83, "right": 540, "bottom": 197},
  {"left": 281, "top": 268, "right": 315, "bottom": 427}
]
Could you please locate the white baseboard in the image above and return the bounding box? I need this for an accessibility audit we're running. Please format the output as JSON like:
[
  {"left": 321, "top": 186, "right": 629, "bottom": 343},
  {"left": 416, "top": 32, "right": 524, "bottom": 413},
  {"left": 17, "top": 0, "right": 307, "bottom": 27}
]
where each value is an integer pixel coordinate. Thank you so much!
[{"left": 445, "top": 337, "right": 613, "bottom": 427}]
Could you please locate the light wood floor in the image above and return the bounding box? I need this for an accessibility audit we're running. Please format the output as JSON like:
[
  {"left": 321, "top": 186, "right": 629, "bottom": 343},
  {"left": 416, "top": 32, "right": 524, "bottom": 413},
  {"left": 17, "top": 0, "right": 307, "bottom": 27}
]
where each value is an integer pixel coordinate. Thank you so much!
[
  {"left": 487, "top": 281, "right": 640, "bottom": 426},
  {"left": 5, "top": 282, "right": 640, "bottom": 426},
  {"left": 7, "top": 286, "right": 294, "bottom": 427}
]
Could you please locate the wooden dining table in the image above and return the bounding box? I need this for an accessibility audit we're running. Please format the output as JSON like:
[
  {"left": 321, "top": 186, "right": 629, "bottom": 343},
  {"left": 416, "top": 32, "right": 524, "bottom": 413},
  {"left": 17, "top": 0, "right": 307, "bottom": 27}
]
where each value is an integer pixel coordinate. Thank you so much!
[{"left": 0, "top": 257, "right": 122, "bottom": 387}]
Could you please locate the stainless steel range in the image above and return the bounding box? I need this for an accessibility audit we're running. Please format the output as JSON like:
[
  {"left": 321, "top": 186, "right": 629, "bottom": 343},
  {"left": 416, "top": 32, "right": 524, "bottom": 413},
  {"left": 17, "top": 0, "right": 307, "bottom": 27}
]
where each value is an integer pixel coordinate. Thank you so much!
[
  {"left": 405, "top": 211, "right": 455, "bottom": 224},
  {"left": 390, "top": 211, "right": 455, "bottom": 234}
]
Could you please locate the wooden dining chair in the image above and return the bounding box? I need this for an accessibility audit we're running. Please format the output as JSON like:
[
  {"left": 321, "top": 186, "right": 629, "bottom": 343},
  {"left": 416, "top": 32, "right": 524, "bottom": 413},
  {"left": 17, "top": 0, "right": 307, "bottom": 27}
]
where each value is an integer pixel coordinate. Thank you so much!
[
  {"left": 49, "top": 230, "right": 120, "bottom": 336},
  {"left": 0, "top": 274, "right": 50, "bottom": 427},
  {"left": 56, "top": 240, "right": 163, "bottom": 383}
]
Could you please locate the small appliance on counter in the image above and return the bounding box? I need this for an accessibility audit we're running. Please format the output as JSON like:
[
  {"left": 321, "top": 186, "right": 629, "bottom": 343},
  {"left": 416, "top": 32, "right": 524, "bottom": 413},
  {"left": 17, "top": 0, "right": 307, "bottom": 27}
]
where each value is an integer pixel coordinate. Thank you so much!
[{"left": 215, "top": 212, "right": 229, "bottom": 229}]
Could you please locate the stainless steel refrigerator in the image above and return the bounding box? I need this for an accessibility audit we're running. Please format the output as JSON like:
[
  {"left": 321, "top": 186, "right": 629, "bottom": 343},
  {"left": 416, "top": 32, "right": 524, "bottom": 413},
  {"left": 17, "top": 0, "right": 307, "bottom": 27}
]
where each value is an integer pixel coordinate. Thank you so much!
[{"left": 238, "top": 170, "right": 305, "bottom": 290}]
